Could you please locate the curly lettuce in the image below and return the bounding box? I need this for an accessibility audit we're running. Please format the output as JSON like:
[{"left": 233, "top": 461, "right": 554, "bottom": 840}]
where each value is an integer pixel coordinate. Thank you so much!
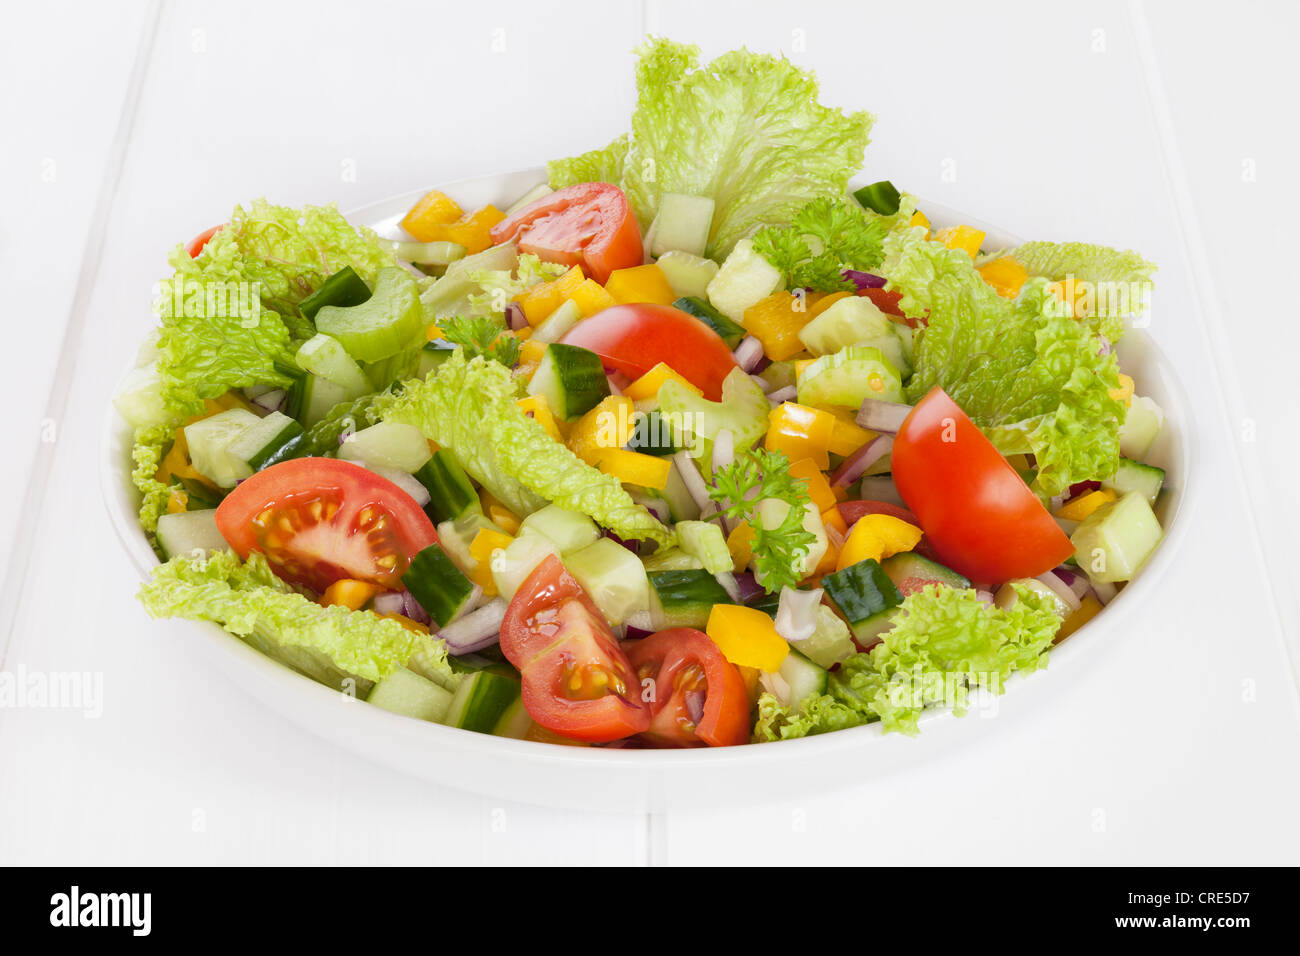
[
  {"left": 547, "top": 134, "right": 629, "bottom": 190},
  {"left": 1008, "top": 240, "right": 1156, "bottom": 341}
]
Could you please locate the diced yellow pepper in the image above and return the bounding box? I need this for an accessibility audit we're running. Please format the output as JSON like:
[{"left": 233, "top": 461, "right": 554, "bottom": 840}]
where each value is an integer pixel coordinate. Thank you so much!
[
  {"left": 514, "top": 325, "right": 533, "bottom": 341},
  {"left": 517, "top": 393, "right": 562, "bottom": 441},
  {"left": 811, "top": 534, "right": 840, "bottom": 577},
  {"left": 568, "top": 395, "right": 636, "bottom": 464},
  {"left": 727, "top": 523, "right": 754, "bottom": 571},
  {"left": 932, "top": 224, "right": 986, "bottom": 259},
  {"left": 706, "top": 604, "right": 790, "bottom": 672},
  {"left": 743, "top": 292, "right": 811, "bottom": 362},
  {"left": 569, "top": 277, "right": 617, "bottom": 318},
  {"left": 831, "top": 485, "right": 848, "bottom": 502},
  {"left": 417, "top": 204, "right": 504, "bottom": 255},
  {"left": 519, "top": 338, "right": 547, "bottom": 368},
  {"left": 376, "top": 612, "right": 431, "bottom": 635},
  {"left": 469, "top": 527, "right": 514, "bottom": 565},
  {"left": 1054, "top": 488, "right": 1117, "bottom": 522},
  {"left": 824, "top": 407, "right": 877, "bottom": 457},
  {"left": 426, "top": 322, "right": 444, "bottom": 341},
  {"left": 166, "top": 487, "right": 188, "bottom": 514},
  {"left": 977, "top": 256, "right": 1028, "bottom": 298},
  {"left": 515, "top": 265, "right": 585, "bottom": 325},
  {"left": 623, "top": 362, "right": 701, "bottom": 402},
  {"left": 806, "top": 290, "right": 852, "bottom": 320},
  {"left": 400, "top": 189, "right": 464, "bottom": 243},
  {"left": 909, "top": 209, "right": 931, "bottom": 238},
  {"left": 794, "top": 359, "right": 815, "bottom": 380},
  {"left": 820, "top": 506, "right": 848, "bottom": 538},
  {"left": 489, "top": 505, "right": 521, "bottom": 535},
  {"left": 604, "top": 264, "right": 677, "bottom": 305},
  {"left": 765, "top": 402, "right": 835, "bottom": 469},
  {"left": 321, "top": 579, "right": 381, "bottom": 611},
  {"left": 836, "top": 514, "right": 923, "bottom": 571},
  {"left": 596, "top": 448, "right": 672, "bottom": 490},
  {"left": 1056, "top": 593, "right": 1102, "bottom": 642},
  {"left": 736, "top": 665, "right": 762, "bottom": 705},
  {"left": 787, "top": 458, "right": 836, "bottom": 514},
  {"left": 1110, "top": 372, "right": 1135, "bottom": 406}
]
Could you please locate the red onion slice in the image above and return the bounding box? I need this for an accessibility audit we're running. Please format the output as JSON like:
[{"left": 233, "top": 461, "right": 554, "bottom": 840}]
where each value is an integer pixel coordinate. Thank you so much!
[
  {"left": 714, "top": 572, "right": 743, "bottom": 604},
  {"left": 856, "top": 399, "right": 913, "bottom": 434},
  {"left": 437, "top": 598, "right": 507, "bottom": 655},
  {"left": 371, "top": 592, "right": 406, "bottom": 616},
  {"left": 768, "top": 385, "right": 797, "bottom": 406},
  {"left": 830, "top": 435, "right": 893, "bottom": 487},
  {"left": 1035, "top": 571, "right": 1082, "bottom": 613},
  {"left": 251, "top": 389, "right": 286, "bottom": 413},
  {"left": 1091, "top": 579, "right": 1118, "bottom": 605},
  {"left": 505, "top": 302, "right": 527, "bottom": 331},
  {"left": 712, "top": 428, "right": 735, "bottom": 473},
  {"left": 843, "top": 269, "right": 887, "bottom": 290},
  {"left": 732, "top": 336, "right": 766, "bottom": 373},
  {"left": 732, "top": 571, "right": 765, "bottom": 604},
  {"left": 671, "top": 452, "right": 714, "bottom": 516}
]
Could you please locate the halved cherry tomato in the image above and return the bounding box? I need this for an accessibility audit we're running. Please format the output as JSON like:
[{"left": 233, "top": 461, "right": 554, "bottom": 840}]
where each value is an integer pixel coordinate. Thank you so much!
[
  {"left": 890, "top": 388, "right": 1073, "bottom": 587},
  {"left": 859, "top": 286, "right": 924, "bottom": 327},
  {"left": 560, "top": 303, "right": 739, "bottom": 401},
  {"left": 625, "top": 628, "right": 750, "bottom": 748},
  {"left": 185, "top": 224, "right": 224, "bottom": 259},
  {"left": 500, "top": 556, "right": 650, "bottom": 743},
  {"left": 837, "top": 499, "right": 942, "bottom": 563},
  {"left": 214, "top": 458, "right": 438, "bottom": 594},
  {"left": 489, "top": 182, "right": 642, "bottom": 284}
]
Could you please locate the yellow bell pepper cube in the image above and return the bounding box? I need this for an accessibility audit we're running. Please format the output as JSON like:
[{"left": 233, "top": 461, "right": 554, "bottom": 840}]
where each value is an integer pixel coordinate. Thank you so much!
[
  {"left": 706, "top": 604, "right": 790, "bottom": 672},
  {"left": 787, "top": 458, "right": 836, "bottom": 514},
  {"left": 518, "top": 338, "right": 547, "bottom": 368},
  {"left": 596, "top": 448, "right": 672, "bottom": 490},
  {"left": 426, "top": 322, "right": 444, "bottom": 341},
  {"left": 766, "top": 402, "right": 835, "bottom": 469},
  {"left": 568, "top": 395, "right": 636, "bottom": 464},
  {"left": 400, "top": 189, "right": 464, "bottom": 242},
  {"left": 806, "top": 290, "right": 852, "bottom": 320},
  {"left": 794, "top": 359, "right": 815, "bottom": 380},
  {"left": 1110, "top": 372, "right": 1135, "bottom": 406},
  {"left": 977, "top": 256, "right": 1028, "bottom": 299},
  {"left": 727, "top": 523, "right": 754, "bottom": 571},
  {"left": 569, "top": 277, "right": 617, "bottom": 318},
  {"left": 515, "top": 265, "right": 586, "bottom": 325},
  {"left": 604, "top": 264, "right": 678, "bottom": 305},
  {"left": 933, "top": 224, "right": 986, "bottom": 259},
  {"left": 488, "top": 505, "right": 521, "bottom": 535},
  {"left": 824, "top": 408, "right": 877, "bottom": 457},
  {"left": 419, "top": 204, "right": 505, "bottom": 255},
  {"left": 820, "top": 506, "right": 848, "bottom": 538},
  {"left": 743, "top": 292, "right": 811, "bottom": 362},
  {"left": 514, "top": 325, "right": 533, "bottom": 341},
  {"left": 812, "top": 534, "right": 840, "bottom": 577},
  {"left": 1056, "top": 593, "right": 1102, "bottom": 642},
  {"left": 468, "top": 527, "right": 514, "bottom": 596},
  {"left": 909, "top": 209, "right": 931, "bottom": 238},
  {"left": 321, "top": 579, "right": 381, "bottom": 611},
  {"left": 836, "top": 514, "right": 923, "bottom": 572},
  {"left": 166, "top": 487, "right": 188, "bottom": 514},
  {"left": 517, "top": 393, "right": 562, "bottom": 441},
  {"left": 623, "top": 362, "right": 701, "bottom": 402},
  {"left": 1054, "top": 488, "right": 1117, "bottom": 522}
]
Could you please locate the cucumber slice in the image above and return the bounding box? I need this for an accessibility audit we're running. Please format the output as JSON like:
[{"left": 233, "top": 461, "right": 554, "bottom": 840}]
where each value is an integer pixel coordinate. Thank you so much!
[
  {"left": 415, "top": 451, "right": 481, "bottom": 524},
  {"left": 367, "top": 668, "right": 454, "bottom": 722},
  {"left": 519, "top": 505, "right": 600, "bottom": 553},
  {"left": 531, "top": 299, "right": 583, "bottom": 345},
  {"left": 491, "top": 696, "right": 535, "bottom": 738},
  {"left": 443, "top": 670, "right": 523, "bottom": 734},
  {"left": 437, "top": 513, "right": 499, "bottom": 575},
  {"left": 705, "top": 238, "right": 784, "bottom": 323},
  {"left": 402, "top": 544, "right": 477, "bottom": 626},
  {"left": 649, "top": 194, "right": 715, "bottom": 258},
  {"left": 1102, "top": 457, "right": 1165, "bottom": 506},
  {"left": 648, "top": 569, "right": 733, "bottom": 628},
  {"left": 156, "top": 509, "right": 228, "bottom": 560},
  {"left": 113, "top": 363, "right": 172, "bottom": 429},
  {"left": 672, "top": 295, "right": 745, "bottom": 349},
  {"left": 315, "top": 267, "right": 423, "bottom": 362},
  {"left": 184, "top": 408, "right": 264, "bottom": 488},
  {"left": 788, "top": 605, "right": 855, "bottom": 668},
  {"left": 821, "top": 558, "right": 903, "bottom": 644},
  {"left": 491, "top": 532, "right": 561, "bottom": 602},
  {"left": 880, "top": 552, "right": 970, "bottom": 596},
  {"left": 641, "top": 547, "right": 705, "bottom": 572},
  {"left": 565, "top": 538, "right": 650, "bottom": 625},
  {"left": 797, "top": 345, "right": 903, "bottom": 407},
  {"left": 1119, "top": 395, "right": 1164, "bottom": 459},
  {"left": 658, "top": 253, "right": 720, "bottom": 300},
  {"left": 379, "top": 239, "right": 466, "bottom": 266},
  {"left": 297, "top": 332, "right": 371, "bottom": 393},
  {"left": 224, "top": 411, "right": 305, "bottom": 473},
  {"left": 300, "top": 373, "right": 354, "bottom": 428},
  {"left": 1070, "top": 491, "right": 1162, "bottom": 583},
  {"left": 757, "top": 359, "right": 799, "bottom": 393},
  {"left": 300, "top": 266, "right": 371, "bottom": 322},
  {"left": 526, "top": 343, "right": 610, "bottom": 420},
  {"left": 417, "top": 341, "right": 457, "bottom": 379},
  {"left": 675, "top": 520, "right": 732, "bottom": 574},
  {"left": 995, "top": 578, "right": 1074, "bottom": 619},
  {"left": 506, "top": 182, "right": 553, "bottom": 216},
  {"left": 776, "top": 649, "right": 829, "bottom": 707},
  {"left": 339, "top": 422, "right": 433, "bottom": 473},
  {"left": 660, "top": 463, "right": 702, "bottom": 522},
  {"left": 797, "top": 295, "right": 911, "bottom": 375}
]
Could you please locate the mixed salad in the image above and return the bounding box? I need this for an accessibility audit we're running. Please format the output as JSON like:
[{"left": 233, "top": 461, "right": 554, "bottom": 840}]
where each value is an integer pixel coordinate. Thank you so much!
[{"left": 117, "top": 39, "right": 1166, "bottom": 748}]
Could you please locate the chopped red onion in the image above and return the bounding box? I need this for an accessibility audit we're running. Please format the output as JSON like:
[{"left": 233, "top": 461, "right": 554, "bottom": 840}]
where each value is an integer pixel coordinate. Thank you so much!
[
  {"left": 251, "top": 389, "right": 286, "bottom": 413},
  {"left": 363, "top": 464, "right": 431, "bottom": 508},
  {"left": 608, "top": 371, "right": 633, "bottom": 392},
  {"left": 506, "top": 302, "right": 527, "bottom": 331},
  {"left": 768, "top": 385, "right": 797, "bottom": 406},
  {"left": 830, "top": 435, "right": 893, "bottom": 487},
  {"left": 671, "top": 452, "right": 714, "bottom": 516},
  {"left": 732, "top": 336, "right": 766, "bottom": 372},
  {"left": 856, "top": 399, "right": 913, "bottom": 434},
  {"left": 1067, "top": 480, "right": 1101, "bottom": 499},
  {"left": 1097, "top": 336, "right": 1112, "bottom": 357},
  {"left": 713, "top": 428, "right": 735, "bottom": 473},
  {"left": 1035, "top": 571, "right": 1082, "bottom": 613},
  {"left": 1091, "top": 579, "right": 1118, "bottom": 605},
  {"left": 826, "top": 523, "right": 845, "bottom": 554},
  {"left": 437, "top": 598, "right": 507, "bottom": 655},
  {"left": 631, "top": 492, "right": 670, "bottom": 523},
  {"left": 843, "top": 270, "right": 887, "bottom": 290},
  {"left": 733, "top": 571, "right": 765, "bottom": 604},
  {"left": 1052, "top": 566, "right": 1092, "bottom": 601},
  {"left": 715, "top": 572, "right": 744, "bottom": 604},
  {"left": 775, "top": 586, "right": 822, "bottom": 643},
  {"left": 750, "top": 373, "right": 774, "bottom": 393},
  {"left": 371, "top": 592, "right": 406, "bottom": 616},
  {"left": 602, "top": 527, "right": 639, "bottom": 554},
  {"left": 976, "top": 589, "right": 995, "bottom": 605},
  {"left": 399, "top": 590, "right": 431, "bottom": 625}
]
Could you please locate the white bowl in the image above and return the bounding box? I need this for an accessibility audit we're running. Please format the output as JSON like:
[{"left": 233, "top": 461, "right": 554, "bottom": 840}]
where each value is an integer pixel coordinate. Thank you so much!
[{"left": 102, "top": 168, "right": 1195, "bottom": 811}]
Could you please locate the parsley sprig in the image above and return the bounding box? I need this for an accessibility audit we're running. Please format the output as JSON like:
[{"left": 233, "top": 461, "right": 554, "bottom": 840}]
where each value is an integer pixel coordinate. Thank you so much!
[
  {"left": 709, "top": 449, "right": 816, "bottom": 594},
  {"left": 439, "top": 315, "right": 520, "bottom": 367},
  {"left": 751, "top": 197, "right": 887, "bottom": 292}
]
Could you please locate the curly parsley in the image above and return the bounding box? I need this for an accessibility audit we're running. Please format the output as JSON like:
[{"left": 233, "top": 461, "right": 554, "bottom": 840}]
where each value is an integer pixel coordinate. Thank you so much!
[
  {"left": 709, "top": 449, "right": 816, "bottom": 594},
  {"left": 438, "top": 315, "right": 520, "bottom": 367},
  {"left": 751, "top": 197, "right": 887, "bottom": 292}
]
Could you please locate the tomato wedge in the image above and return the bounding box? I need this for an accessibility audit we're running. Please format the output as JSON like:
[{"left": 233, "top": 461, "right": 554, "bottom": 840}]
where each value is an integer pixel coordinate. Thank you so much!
[
  {"left": 185, "top": 224, "right": 223, "bottom": 259},
  {"left": 625, "top": 628, "right": 750, "bottom": 748},
  {"left": 214, "top": 458, "right": 438, "bottom": 594},
  {"left": 859, "top": 286, "right": 922, "bottom": 326},
  {"left": 889, "top": 387, "right": 1073, "bottom": 587},
  {"left": 500, "top": 556, "right": 650, "bottom": 743},
  {"left": 489, "top": 182, "right": 642, "bottom": 284},
  {"left": 560, "top": 303, "right": 739, "bottom": 400}
]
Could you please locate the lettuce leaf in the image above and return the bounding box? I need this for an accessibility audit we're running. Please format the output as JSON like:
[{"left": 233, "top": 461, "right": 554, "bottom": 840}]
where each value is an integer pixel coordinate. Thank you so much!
[
  {"left": 547, "top": 135, "right": 629, "bottom": 190},
  {"left": 138, "top": 550, "right": 455, "bottom": 689},
  {"left": 131, "top": 423, "right": 175, "bottom": 535},
  {"left": 888, "top": 229, "right": 1127, "bottom": 496},
  {"left": 753, "top": 584, "right": 1061, "bottom": 740},
  {"left": 377, "top": 351, "right": 671, "bottom": 545},
  {"left": 1008, "top": 241, "right": 1156, "bottom": 341}
]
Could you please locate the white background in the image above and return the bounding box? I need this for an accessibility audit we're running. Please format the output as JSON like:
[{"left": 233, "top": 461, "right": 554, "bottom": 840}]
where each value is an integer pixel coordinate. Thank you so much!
[{"left": 2, "top": 0, "right": 1298, "bottom": 865}]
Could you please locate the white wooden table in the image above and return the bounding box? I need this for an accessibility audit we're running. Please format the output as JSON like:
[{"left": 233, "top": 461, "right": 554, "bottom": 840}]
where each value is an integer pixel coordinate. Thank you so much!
[{"left": 2, "top": 0, "right": 1296, "bottom": 865}]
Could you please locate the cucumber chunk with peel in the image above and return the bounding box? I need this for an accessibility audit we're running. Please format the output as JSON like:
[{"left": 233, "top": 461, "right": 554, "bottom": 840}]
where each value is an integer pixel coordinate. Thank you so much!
[{"left": 1070, "top": 491, "right": 1163, "bottom": 584}]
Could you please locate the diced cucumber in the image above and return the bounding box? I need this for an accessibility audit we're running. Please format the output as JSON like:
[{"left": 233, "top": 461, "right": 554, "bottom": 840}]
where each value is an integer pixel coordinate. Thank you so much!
[
  {"left": 300, "top": 266, "right": 371, "bottom": 322},
  {"left": 379, "top": 239, "right": 466, "bottom": 266},
  {"left": 757, "top": 359, "right": 799, "bottom": 393},
  {"left": 797, "top": 295, "right": 912, "bottom": 376},
  {"left": 650, "top": 194, "right": 715, "bottom": 258},
  {"left": 367, "top": 668, "right": 454, "bottom": 722},
  {"left": 821, "top": 558, "right": 903, "bottom": 644},
  {"left": 1102, "top": 457, "right": 1165, "bottom": 506},
  {"left": 853, "top": 180, "right": 901, "bottom": 216},
  {"left": 659, "top": 253, "right": 720, "bottom": 300},
  {"left": 641, "top": 547, "right": 705, "bottom": 572},
  {"left": 491, "top": 696, "right": 535, "bottom": 739},
  {"left": 519, "top": 505, "right": 600, "bottom": 553},
  {"left": 415, "top": 451, "right": 481, "bottom": 524},
  {"left": 658, "top": 368, "right": 770, "bottom": 465},
  {"left": 156, "top": 509, "right": 228, "bottom": 560},
  {"left": 565, "top": 537, "right": 650, "bottom": 625},
  {"left": 755, "top": 498, "right": 827, "bottom": 578},
  {"left": 506, "top": 182, "right": 552, "bottom": 216},
  {"left": 224, "top": 411, "right": 305, "bottom": 472},
  {"left": 272, "top": 360, "right": 308, "bottom": 422},
  {"left": 675, "top": 520, "right": 732, "bottom": 574},
  {"left": 648, "top": 569, "right": 733, "bottom": 628},
  {"left": 437, "top": 513, "right": 498, "bottom": 576},
  {"left": 113, "top": 363, "right": 172, "bottom": 429},
  {"left": 789, "top": 605, "right": 855, "bottom": 668},
  {"left": 300, "top": 373, "right": 354, "bottom": 428},
  {"left": 417, "top": 341, "right": 457, "bottom": 379},
  {"left": 775, "top": 649, "right": 829, "bottom": 707},
  {"left": 490, "top": 532, "right": 560, "bottom": 602},
  {"left": 315, "top": 267, "right": 423, "bottom": 362},
  {"left": 660, "top": 463, "right": 703, "bottom": 522},
  {"left": 995, "top": 578, "right": 1073, "bottom": 619},
  {"left": 339, "top": 421, "right": 433, "bottom": 473},
  {"left": 184, "top": 408, "right": 264, "bottom": 488},
  {"left": 296, "top": 333, "right": 372, "bottom": 395},
  {"left": 532, "top": 299, "right": 584, "bottom": 345},
  {"left": 705, "top": 238, "right": 784, "bottom": 323},
  {"left": 402, "top": 544, "right": 477, "bottom": 626},
  {"left": 442, "top": 669, "right": 522, "bottom": 734},
  {"left": 1119, "top": 395, "right": 1164, "bottom": 459},
  {"left": 1070, "top": 491, "right": 1163, "bottom": 583},
  {"left": 672, "top": 295, "right": 745, "bottom": 349},
  {"left": 526, "top": 343, "right": 610, "bottom": 420},
  {"left": 626, "top": 411, "right": 680, "bottom": 457},
  {"left": 797, "top": 345, "right": 903, "bottom": 407},
  {"left": 880, "top": 552, "right": 970, "bottom": 596}
]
